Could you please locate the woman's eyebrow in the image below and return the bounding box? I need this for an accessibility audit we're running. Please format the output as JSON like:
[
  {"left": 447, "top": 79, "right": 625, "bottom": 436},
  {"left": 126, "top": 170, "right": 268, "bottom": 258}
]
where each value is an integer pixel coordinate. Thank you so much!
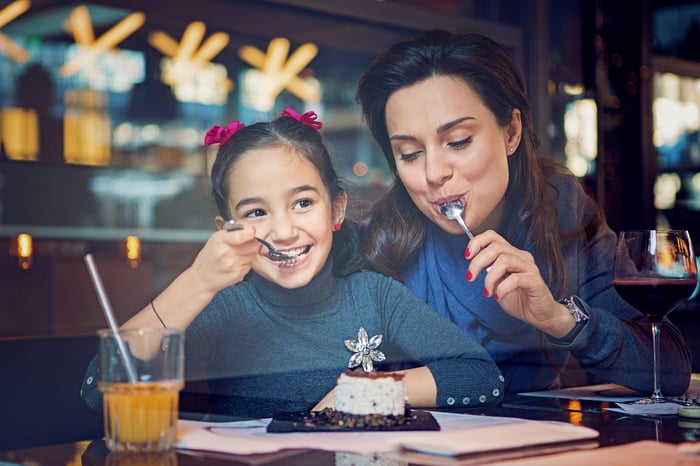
[
  {"left": 389, "top": 134, "right": 416, "bottom": 142},
  {"left": 436, "top": 116, "right": 475, "bottom": 133},
  {"left": 389, "top": 116, "right": 476, "bottom": 141}
]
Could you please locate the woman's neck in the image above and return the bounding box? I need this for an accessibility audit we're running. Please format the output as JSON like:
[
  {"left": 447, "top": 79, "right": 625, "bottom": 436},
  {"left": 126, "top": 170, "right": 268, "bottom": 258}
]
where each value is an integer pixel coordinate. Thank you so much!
[{"left": 475, "top": 196, "right": 507, "bottom": 235}]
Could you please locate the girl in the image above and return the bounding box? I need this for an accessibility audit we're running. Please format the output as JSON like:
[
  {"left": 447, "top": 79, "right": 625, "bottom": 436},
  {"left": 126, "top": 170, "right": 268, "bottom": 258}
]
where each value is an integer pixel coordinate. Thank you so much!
[
  {"left": 81, "top": 108, "right": 504, "bottom": 419},
  {"left": 356, "top": 30, "right": 691, "bottom": 396}
]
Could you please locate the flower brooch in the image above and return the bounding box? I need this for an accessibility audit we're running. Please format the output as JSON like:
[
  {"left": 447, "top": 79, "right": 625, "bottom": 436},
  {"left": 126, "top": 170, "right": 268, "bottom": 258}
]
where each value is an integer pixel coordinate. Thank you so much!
[{"left": 344, "top": 327, "right": 386, "bottom": 372}]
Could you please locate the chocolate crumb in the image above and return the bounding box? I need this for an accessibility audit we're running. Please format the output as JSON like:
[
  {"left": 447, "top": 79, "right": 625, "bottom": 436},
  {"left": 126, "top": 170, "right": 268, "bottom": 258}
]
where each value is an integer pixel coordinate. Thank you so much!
[{"left": 305, "top": 406, "right": 412, "bottom": 429}]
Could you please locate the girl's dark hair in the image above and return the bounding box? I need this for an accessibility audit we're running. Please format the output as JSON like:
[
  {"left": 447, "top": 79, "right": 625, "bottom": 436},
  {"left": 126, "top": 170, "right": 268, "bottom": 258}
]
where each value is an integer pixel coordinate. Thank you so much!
[
  {"left": 210, "top": 115, "right": 363, "bottom": 276},
  {"left": 356, "top": 29, "right": 569, "bottom": 295}
]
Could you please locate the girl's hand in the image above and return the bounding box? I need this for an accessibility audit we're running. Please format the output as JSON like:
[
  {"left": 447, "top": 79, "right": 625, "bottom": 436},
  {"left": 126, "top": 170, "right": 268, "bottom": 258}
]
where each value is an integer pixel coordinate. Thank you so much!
[
  {"left": 187, "top": 227, "right": 260, "bottom": 296},
  {"left": 465, "top": 230, "right": 575, "bottom": 338}
]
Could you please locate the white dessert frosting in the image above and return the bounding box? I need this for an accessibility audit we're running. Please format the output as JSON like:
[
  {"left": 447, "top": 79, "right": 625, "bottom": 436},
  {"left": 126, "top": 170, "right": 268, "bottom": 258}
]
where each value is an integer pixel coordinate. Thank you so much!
[{"left": 334, "top": 371, "right": 406, "bottom": 416}]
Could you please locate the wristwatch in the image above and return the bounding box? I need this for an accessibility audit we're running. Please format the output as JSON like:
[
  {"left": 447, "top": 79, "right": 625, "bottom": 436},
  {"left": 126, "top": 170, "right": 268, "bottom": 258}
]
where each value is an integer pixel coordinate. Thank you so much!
[{"left": 558, "top": 296, "right": 589, "bottom": 323}]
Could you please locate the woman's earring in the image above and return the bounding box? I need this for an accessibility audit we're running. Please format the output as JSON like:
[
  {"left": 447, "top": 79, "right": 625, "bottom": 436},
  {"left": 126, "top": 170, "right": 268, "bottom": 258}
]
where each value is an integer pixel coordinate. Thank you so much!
[{"left": 333, "top": 223, "right": 342, "bottom": 232}]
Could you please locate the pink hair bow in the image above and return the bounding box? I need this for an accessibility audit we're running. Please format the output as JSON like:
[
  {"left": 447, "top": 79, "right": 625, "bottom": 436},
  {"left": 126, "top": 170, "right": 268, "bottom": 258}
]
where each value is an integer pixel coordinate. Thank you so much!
[
  {"left": 204, "top": 121, "right": 246, "bottom": 146},
  {"left": 281, "top": 108, "right": 323, "bottom": 130}
]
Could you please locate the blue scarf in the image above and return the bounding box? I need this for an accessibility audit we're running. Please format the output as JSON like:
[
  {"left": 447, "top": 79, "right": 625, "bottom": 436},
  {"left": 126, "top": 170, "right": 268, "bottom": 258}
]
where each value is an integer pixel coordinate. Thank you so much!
[{"left": 403, "top": 222, "right": 564, "bottom": 392}]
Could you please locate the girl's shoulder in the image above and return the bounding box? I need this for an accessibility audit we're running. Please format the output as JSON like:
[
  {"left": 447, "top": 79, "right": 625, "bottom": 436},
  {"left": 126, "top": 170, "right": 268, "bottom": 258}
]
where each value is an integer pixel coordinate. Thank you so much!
[
  {"left": 343, "top": 269, "right": 397, "bottom": 284},
  {"left": 341, "top": 269, "right": 409, "bottom": 297}
]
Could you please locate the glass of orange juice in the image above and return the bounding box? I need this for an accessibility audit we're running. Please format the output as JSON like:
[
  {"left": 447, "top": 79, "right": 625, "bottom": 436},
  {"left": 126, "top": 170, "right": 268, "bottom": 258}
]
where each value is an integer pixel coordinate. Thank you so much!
[{"left": 97, "top": 328, "right": 184, "bottom": 453}]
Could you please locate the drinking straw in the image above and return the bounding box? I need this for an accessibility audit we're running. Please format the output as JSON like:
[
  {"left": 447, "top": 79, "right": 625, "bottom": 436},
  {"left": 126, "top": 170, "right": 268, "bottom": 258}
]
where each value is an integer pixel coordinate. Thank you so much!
[{"left": 84, "top": 253, "right": 138, "bottom": 384}]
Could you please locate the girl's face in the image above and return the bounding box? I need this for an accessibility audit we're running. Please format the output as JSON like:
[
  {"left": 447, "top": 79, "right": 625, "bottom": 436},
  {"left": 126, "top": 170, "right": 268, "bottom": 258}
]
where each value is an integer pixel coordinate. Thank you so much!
[
  {"left": 384, "top": 75, "right": 521, "bottom": 235},
  {"left": 226, "top": 145, "right": 345, "bottom": 289}
]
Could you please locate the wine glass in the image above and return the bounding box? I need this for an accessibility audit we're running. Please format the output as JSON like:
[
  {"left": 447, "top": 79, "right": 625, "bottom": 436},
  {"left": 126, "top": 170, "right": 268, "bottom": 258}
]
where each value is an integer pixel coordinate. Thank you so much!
[{"left": 613, "top": 229, "right": 698, "bottom": 403}]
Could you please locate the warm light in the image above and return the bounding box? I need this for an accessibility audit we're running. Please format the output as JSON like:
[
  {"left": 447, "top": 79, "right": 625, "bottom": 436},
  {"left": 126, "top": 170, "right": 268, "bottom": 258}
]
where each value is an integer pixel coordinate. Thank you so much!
[
  {"left": 125, "top": 235, "right": 141, "bottom": 268},
  {"left": 175, "top": 21, "right": 205, "bottom": 62},
  {"left": 16, "top": 233, "right": 32, "bottom": 258},
  {"left": 353, "top": 162, "right": 369, "bottom": 177},
  {"left": 193, "top": 32, "right": 230, "bottom": 65},
  {"left": 11, "top": 233, "right": 33, "bottom": 270},
  {"left": 68, "top": 3, "right": 93, "bottom": 46},
  {"left": 566, "top": 399, "right": 583, "bottom": 425},
  {"left": 657, "top": 248, "right": 675, "bottom": 271},
  {"left": 238, "top": 37, "right": 321, "bottom": 111},
  {"left": 561, "top": 83, "right": 585, "bottom": 96},
  {"left": 148, "top": 31, "right": 178, "bottom": 57},
  {"left": 654, "top": 173, "right": 681, "bottom": 209},
  {"left": 162, "top": 58, "right": 231, "bottom": 105},
  {"left": 0, "top": 0, "right": 31, "bottom": 63},
  {"left": 563, "top": 98, "right": 597, "bottom": 177},
  {"left": 1, "top": 107, "right": 38, "bottom": 161},
  {"left": 61, "top": 7, "right": 145, "bottom": 77},
  {"left": 63, "top": 89, "right": 111, "bottom": 166},
  {"left": 0, "top": 0, "right": 29, "bottom": 27},
  {"left": 148, "top": 21, "right": 230, "bottom": 88}
]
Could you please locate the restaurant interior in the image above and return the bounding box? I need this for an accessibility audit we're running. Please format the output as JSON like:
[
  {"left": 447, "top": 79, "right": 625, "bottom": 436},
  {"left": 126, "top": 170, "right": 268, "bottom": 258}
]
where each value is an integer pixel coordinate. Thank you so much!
[{"left": 3, "top": 0, "right": 700, "bottom": 458}]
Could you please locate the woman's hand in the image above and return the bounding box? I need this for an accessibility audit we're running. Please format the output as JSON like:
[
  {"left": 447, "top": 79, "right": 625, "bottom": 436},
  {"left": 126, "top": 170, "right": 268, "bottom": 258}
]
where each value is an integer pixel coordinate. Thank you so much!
[
  {"left": 465, "top": 230, "right": 575, "bottom": 338},
  {"left": 186, "top": 227, "right": 260, "bottom": 297}
]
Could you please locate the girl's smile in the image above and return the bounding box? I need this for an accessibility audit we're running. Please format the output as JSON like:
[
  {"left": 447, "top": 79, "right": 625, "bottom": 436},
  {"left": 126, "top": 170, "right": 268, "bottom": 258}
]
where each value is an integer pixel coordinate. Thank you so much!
[{"left": 271, "top": 245, "right": 311, "bottom": 268}]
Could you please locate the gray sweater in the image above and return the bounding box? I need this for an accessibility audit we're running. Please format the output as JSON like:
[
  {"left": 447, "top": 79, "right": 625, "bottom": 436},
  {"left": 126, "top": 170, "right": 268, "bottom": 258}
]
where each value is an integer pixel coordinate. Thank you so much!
[{"left": 82, "top": 262, "right": 504, "bottom": 419}]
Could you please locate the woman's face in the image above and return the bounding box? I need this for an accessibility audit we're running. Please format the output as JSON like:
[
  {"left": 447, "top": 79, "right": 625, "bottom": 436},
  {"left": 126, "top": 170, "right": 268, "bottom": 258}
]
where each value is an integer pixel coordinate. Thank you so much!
[
  {"left": 384, "top": 75, "right": 520, "bottom": 235},
  {"left": 226, "top": 145, "right": 345, "bottom": 289}
]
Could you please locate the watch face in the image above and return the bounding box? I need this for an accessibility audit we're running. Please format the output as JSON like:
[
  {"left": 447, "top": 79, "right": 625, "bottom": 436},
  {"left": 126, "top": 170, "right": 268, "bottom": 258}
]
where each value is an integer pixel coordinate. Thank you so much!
[{"left": 562, "top": 296, "right": 589, "bottom": 322}]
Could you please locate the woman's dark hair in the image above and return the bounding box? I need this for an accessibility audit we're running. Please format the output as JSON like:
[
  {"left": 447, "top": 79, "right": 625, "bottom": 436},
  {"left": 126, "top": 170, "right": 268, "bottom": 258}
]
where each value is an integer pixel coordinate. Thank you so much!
[
  {"left": 210, "top": 115, "right": 363, "bottom": 276},
  {"left": 356, "top": 29, "right": 571, "bottom": 295}
]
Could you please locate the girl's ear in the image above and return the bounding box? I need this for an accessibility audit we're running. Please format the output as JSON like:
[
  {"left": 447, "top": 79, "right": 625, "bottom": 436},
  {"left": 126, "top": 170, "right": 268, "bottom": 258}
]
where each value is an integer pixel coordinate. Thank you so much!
[
  {"left": 332, "top": 191, "right": 348, "bottom": 226},
  {"left": 214, "top": 216, "right": 226, "bottom": 231}
]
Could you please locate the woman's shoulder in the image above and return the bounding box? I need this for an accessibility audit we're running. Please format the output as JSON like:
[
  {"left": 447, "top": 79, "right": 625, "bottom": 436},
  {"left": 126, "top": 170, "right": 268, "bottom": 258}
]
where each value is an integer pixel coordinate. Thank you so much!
[
  {"left": 546, "top": 169, "right": 598, "bottom": 215},
  {"left": 544, "top": 166, "right": 609, "bottom": 239},
  {"left": 545, "top": 166, "right": 586, "bottom": 198}
]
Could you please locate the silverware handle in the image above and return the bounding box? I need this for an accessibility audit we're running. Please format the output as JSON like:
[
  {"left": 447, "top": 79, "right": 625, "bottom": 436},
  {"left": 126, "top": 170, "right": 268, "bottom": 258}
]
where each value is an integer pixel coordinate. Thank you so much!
[
  {"left": 224, "top": 220, "right": 244, "bottom": 232},
  {"left": 456, "top": 216, "right": 474, "bottom": 240}
]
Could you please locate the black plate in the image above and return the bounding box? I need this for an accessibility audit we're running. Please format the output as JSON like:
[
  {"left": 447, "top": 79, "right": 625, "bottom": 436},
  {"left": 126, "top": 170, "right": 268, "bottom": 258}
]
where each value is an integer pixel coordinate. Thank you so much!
[{"left": 266, "top": 409, "right": 440, "bottom": 433}]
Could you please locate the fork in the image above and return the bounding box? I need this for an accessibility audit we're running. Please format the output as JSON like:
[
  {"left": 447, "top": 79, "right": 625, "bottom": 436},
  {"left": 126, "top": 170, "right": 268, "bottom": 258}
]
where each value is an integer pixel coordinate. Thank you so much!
[{"left": 223, "top": 220, "right": 292, "bottom": 262}]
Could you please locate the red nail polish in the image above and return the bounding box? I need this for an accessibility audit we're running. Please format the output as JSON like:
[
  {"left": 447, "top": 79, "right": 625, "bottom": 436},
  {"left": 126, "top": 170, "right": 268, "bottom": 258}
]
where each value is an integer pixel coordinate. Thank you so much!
[
  {"left": 464, "top": 248, "right": 470, "bottom": 259},
  {"left": 494, "top": 294, "right": 499, "bottom": 301},
  {"left": 483, "top": 287, "right": 489, "bottom": 297},
  {"left": 466, "top": 270, "right": 473, "bottom": 281}
]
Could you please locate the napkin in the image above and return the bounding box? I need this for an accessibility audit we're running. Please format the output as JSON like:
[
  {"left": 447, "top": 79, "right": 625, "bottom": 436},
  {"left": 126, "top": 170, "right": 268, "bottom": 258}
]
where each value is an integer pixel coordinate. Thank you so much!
[
  {"left": 177, "top": 411, "right": 599, "bottom": 457},
  {"left": 608, "top": 401, "right": 679, "bottom": 416}
]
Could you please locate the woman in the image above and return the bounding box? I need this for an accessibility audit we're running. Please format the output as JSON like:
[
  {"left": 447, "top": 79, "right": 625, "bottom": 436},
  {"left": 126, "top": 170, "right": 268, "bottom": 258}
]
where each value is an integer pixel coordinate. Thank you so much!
[{"left": 356, "top": 29, "right": 691, "bottom": 395}]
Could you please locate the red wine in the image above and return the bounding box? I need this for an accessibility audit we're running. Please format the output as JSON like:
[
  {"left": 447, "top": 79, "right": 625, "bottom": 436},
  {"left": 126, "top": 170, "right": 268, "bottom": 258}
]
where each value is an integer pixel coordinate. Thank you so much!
[{"left": 613, "top": 278, "right": 697, "bottom": 322}]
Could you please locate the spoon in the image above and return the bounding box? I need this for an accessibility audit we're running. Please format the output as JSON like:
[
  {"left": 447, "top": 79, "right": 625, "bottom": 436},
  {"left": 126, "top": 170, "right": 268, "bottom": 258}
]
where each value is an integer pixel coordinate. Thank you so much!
[
  {"left": 440, "top": 201, "right": 492, "bottom": 272},
  {"left": 440, "top": 201, "right": 474, "bottom": 240},
  {"left": 223, "top": 219, "right": 294, "bottom": 262}
]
